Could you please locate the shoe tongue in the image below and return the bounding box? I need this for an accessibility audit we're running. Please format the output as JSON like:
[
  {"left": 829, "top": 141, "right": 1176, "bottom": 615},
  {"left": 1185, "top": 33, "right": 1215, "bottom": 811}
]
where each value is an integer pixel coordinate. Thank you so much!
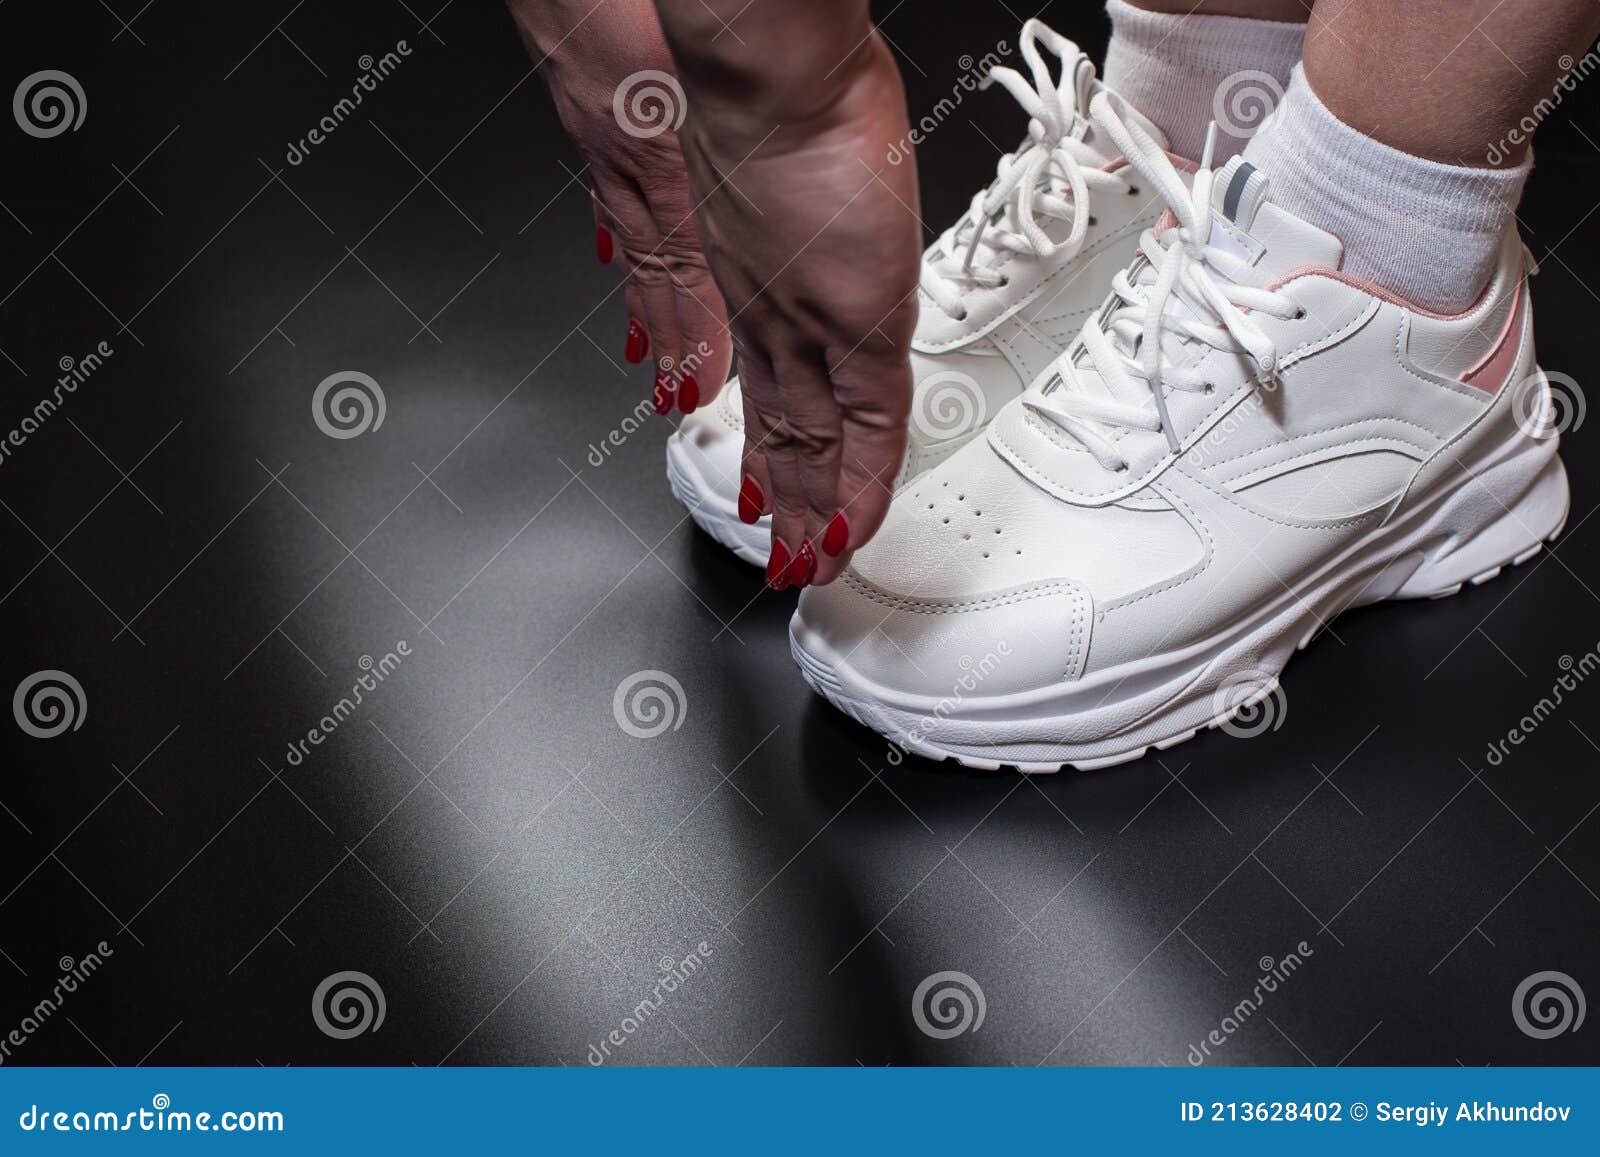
[
  {"left": 1034, "top": 152, "right": 1343, "bottom": 457},
  {"left": 1207, "top": 156, "right": 1344, "bottom": 286}
]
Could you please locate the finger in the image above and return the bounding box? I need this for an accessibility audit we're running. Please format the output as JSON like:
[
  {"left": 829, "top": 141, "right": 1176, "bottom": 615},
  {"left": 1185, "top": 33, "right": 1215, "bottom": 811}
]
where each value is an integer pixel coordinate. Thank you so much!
[
  {"left": 633, "top": 170, "right": 715, "bottom": 415},
  {"left": 811, "top": 349, "right": 913, "bottom": 585},
  {"left": 765, "top": 351, "right": 845, "bottom": 591},
  {"left": 622, "top": 266, "right": 684, "bottom": 417},
  {"left": 734, "top": 358, "right": 786, "bottom": 588},
  {"left": 597, "top": 178, "right": 681, "bottom": 416},
  {"left": 591, "top": 191, "right": 614, "bottom": 266},
  {"left": 669, "top": 261, "right": 732, "bottom": 417}
]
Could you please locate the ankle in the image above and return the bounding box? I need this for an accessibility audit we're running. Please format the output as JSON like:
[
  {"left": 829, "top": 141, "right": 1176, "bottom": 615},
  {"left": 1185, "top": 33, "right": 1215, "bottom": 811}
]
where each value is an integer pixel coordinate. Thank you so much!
[{"left": 1244, "top": 66, "right": 1529, "bottom": 314}]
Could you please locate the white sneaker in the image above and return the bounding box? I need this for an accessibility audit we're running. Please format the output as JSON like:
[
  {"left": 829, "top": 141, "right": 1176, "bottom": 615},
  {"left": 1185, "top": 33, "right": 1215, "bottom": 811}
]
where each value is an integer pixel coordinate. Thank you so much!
[
  {"left": 790, "top": 94, "right": 1570, "bottom": 772},
  {"left": 666, "top": 19, "right": 1179, "bottom": 566}
]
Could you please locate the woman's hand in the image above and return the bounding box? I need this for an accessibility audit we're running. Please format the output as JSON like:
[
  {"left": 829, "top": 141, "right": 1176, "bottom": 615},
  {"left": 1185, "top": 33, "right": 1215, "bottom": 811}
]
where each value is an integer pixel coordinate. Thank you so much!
[
  {"left": 507, "top": 0, "right": 732, "bottom": 415},
  {"left": 659, "top": 4, "right": 922, "bottom": 587}
]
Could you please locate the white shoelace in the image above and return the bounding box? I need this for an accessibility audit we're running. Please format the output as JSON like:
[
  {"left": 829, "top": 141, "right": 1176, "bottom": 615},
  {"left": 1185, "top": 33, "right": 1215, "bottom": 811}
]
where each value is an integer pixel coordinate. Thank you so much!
[
  {"left": 919, "top": 20, "right": 1131, "bottom": 321},
  {"left": 1024, "top": 92, "right": 1301, "bottom": 474}
]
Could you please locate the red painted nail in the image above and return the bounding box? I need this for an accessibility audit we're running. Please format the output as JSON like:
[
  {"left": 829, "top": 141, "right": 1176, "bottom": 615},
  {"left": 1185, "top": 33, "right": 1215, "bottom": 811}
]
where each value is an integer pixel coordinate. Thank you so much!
[
  {"left": 652, "top": 372, "right": 674, "bottom": 416},
  {"left": 596, "top": 224, "right": 614, "bottom": 265},
  {"left": 677, "top": 373, "right": 700, "bottom": 415},
  {"left": 625, "top": 319, "right": 648, "bottom": 364},
  {"left": 822, "top": 511, "right": 849, "bottom": 557},
  {"left": 737, "top": 475, "right": 764, "bottom": 525},
  {"left": 766, "top": 540, "right": 790, "bottom": 589},
  {"left": 786, "top": 539, "right": 817, "bottom": 588}
]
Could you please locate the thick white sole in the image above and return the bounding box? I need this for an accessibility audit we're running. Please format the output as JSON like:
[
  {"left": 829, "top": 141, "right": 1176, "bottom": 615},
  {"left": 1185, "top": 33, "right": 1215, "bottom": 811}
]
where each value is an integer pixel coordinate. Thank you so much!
[
  {"left": 665, "top": 432, "right": 769, "bottom": 567},
  {"left": 790, "top": 439, "right": 1571, "bottom": 774}
]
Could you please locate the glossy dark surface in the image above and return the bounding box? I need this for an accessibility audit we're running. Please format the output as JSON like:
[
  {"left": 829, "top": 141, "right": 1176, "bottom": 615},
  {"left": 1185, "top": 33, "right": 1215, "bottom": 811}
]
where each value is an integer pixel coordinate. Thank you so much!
[{"left": 1, "top": 2, "right": 1596, "bottom": 1065}]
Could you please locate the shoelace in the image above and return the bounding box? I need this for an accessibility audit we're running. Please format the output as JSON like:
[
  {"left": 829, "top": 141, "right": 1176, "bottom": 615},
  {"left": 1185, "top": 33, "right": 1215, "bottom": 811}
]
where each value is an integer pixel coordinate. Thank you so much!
[
  {"left": 919, "top": 20, "right": 1130, "bottom": 321},
  {"left": 1023, "top": 92, "right": 1301, "bottom": 474}
]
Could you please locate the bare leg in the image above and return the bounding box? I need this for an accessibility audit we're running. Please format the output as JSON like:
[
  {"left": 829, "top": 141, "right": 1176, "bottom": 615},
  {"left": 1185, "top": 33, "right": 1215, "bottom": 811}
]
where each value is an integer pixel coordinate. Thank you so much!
[
  {"left": 1305, "top": 0, "right": 1600, "bottom": 167},
  {"left": 1241, "top": 0, "right": 1600, "bottom": 310}
]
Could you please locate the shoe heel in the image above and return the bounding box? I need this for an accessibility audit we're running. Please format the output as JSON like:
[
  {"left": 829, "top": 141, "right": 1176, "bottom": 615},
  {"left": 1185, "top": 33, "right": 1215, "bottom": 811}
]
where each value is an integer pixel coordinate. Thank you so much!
[{"left": 1389, "top": 445, "right": 1569, "bottom": 601}]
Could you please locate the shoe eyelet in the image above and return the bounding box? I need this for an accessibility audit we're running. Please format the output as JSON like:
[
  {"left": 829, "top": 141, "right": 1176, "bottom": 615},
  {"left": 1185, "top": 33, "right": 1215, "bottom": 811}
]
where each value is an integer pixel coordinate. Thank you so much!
[
  {"left": 1089, "top": 216, "right": 1098, "bottom": 226},
  {"left": 1128, "top": 186, "right": 1140, "bottom": 196},
  {"left": 1294, "top": 307, "right": 1308, "bottom": 320},
  {"left": 1202, "top": 382, "right": 1215, "bottom": 395},
  {"left": 997, "top": 275, "right": 1010, "bottom": 288}
]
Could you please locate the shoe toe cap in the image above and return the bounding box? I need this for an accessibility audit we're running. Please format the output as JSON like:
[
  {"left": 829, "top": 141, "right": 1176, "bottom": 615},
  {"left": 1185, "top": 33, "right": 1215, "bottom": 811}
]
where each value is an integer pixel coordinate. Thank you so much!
[{"left": 794, "top": 570, "right": 1093, "bottom": 700}]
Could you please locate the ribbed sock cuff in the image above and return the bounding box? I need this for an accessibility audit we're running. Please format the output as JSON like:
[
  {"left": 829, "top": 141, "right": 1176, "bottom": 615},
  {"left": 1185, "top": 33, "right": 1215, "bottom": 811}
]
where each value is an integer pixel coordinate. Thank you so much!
[
  {"left": 1244, "top": 65, "right": 1529, "bottom": 313},
  {"left": 1101, "top": 0, "right": 1306, "bottom": 164}
]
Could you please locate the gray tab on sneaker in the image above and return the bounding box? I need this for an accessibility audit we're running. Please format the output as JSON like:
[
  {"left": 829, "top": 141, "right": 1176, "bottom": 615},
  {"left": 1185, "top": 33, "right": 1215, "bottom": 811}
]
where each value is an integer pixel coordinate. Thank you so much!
[{"left": 1213, "top": 156, "right": 1271, "bottom": 230}]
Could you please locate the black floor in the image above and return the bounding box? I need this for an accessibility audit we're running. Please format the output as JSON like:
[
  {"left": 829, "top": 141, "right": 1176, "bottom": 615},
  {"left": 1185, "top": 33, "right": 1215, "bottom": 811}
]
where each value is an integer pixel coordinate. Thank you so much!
[{"left": 1, "top": 1, "right": 1597, "bottom": 1066}]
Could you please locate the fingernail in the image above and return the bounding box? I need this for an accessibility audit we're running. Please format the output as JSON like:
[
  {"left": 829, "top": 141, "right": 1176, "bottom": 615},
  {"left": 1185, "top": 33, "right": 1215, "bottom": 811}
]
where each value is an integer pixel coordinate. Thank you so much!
[
  {"left": 677, "top": 373, "right": 700, "bottom": 415},
  {"left": 737, "top": 475, "right": 764, "bottom": 525},
  {"left": 596, "top": 224, "right": 614, "bottom": 265},
  {"left": 822, "top": 511, "right": 850, "bottom": 557},
  {"left": 786, "top": 539, "right": 817, "bottom": 589},
  {"left": 766, "top": 540, "right": 790, "bottom": 590},
  {"left": 625, "top": 319, "right": 648, "bottom": 364},
  {"left": 652, "top": 371, "right": 674, "bottom": 416}
]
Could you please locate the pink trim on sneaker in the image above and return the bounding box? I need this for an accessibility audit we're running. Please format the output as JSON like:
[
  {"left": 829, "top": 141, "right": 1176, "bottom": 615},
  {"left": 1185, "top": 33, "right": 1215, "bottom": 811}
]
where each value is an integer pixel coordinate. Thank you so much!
[
  {"left": 1266, "top": 265, "right": 1501, "bottom": 322},
  {"left": 1460, "top": 276, "right": 1526, "bottom": 394}
]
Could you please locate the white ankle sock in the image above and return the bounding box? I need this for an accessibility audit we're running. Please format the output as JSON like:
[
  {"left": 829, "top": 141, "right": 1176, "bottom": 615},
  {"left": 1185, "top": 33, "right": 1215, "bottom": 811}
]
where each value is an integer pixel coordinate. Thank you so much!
[
  {"left": 1101, "top": 0, "right": 1306, "bottom": 164},
  {"left": 1244, "top": 65, "right": 1531, "bottom": 314}
]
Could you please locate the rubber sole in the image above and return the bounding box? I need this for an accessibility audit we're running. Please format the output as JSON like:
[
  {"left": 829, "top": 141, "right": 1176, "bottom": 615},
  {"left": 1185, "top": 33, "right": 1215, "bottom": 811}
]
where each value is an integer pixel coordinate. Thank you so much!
[
  {"left": 665, "top": 432, "right": 769, "bottom": 567},
  {"left": 790, "top": 444, "right": 1571, "bottom": 774}
]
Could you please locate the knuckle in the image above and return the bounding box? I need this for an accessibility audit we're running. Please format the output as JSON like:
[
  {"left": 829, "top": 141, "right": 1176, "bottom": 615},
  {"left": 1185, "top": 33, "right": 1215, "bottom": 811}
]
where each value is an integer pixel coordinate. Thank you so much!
[{"left": 773, "top": 417, "right": 840, "bottom": 461}]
